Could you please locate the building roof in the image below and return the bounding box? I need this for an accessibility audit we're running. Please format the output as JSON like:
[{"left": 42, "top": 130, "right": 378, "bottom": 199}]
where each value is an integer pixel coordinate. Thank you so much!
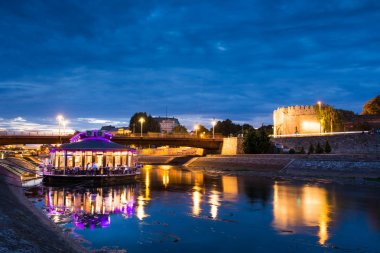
[{"left": 57, "top": 139, "right": 133, "bottom": 151}]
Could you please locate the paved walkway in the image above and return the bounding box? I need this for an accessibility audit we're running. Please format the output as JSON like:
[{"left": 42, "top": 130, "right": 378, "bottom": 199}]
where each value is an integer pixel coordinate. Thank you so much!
[{"left": 0, "top": 167, "right": 87, "bottom": 253}]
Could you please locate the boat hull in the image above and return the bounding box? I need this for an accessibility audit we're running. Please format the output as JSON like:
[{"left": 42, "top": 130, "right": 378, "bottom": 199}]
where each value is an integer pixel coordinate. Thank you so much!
[{"left": 43, "top": 173, "right": 139, "bottom": 186}]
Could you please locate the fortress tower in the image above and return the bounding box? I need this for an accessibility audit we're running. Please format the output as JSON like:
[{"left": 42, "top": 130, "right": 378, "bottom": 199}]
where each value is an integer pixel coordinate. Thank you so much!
[{"left": 273, "top": 105, "right": 320, "bottom": 136}]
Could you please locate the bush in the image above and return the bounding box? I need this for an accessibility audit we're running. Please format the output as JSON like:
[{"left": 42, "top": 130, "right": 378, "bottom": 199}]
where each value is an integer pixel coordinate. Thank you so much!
[
  {"left": 324, "top": 140, "right": 332, "bottom": 153},
  {"left": 289, "top": 149, "right": 296, "bottom": 154},
  {"left": 315, "top": 142, "right": 324, "bottom": 154},
  {"left": 299, "top": 146, "right": 306, "bottom": 154},
  {"left": 308, "top": 144, "right": 315, "bottom": 154}
]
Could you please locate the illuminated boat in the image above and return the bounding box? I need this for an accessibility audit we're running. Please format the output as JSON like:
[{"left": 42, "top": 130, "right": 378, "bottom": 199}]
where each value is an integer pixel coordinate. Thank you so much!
[{"left": 43, "top": 130, "right": 141, "bottom": 185}]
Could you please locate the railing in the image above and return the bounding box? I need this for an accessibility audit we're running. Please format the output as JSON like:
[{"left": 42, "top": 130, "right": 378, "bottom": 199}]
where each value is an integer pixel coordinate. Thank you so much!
[
  {"left": 44, "top": 167, "right": 139, "bottom": 176},
  {"left": 0, "top": 131, "right": 224, "bottom": 139},
  {"left": 272, "top": 131, "right": 370, "bottom": 138},
  {"left": 0, "top": 131, "right": 72, "bottom": 136},
  {"left": 114, "top": 133, "right": 224, "bottom": 139}
]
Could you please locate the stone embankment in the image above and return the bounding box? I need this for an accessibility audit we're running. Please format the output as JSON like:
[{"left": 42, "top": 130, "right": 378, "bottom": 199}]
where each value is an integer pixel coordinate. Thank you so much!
[
  {"left": 273, "top": 134, "right": 380, "bottom": 154},
  {"left": 186, "top": 154, "right": 380, "bottom": 183},
  {"left": 0, "top": 167, "right": 87, "bottom": 253},
  {"left": 140, "top": 154, "right": 380, "bottom": 183}
]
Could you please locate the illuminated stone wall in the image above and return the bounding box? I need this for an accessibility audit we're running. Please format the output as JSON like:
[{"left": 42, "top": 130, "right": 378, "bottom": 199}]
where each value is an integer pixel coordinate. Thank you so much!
[
  {"left": 273, "top": 105, "right": 320, "bottom": 136},
  {"left": 221, "top": 137, "right": 243, "bottom": 155}
]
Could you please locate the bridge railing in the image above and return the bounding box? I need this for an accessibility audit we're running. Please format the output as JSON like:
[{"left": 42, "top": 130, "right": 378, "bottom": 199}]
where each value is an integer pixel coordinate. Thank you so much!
[
  {"left": 0, "top": 131, "right": 72, "bottom": 136},
  {"left": 114, "top": 133, "right": 224, "bottom": 139}
]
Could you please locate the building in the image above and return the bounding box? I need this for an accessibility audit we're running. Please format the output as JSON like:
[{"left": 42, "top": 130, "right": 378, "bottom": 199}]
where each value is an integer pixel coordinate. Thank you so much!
[
  {"left": 273, "top": 106, "right": 320, "bottom": 136},
  {"left": 154, "top": 117, "right": 180, "bottom": 133}
]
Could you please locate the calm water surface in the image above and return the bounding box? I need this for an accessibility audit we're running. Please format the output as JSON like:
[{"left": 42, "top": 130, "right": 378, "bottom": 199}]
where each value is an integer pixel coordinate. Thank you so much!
[{"left": 25, "top": 165, "right": 380, "bottom": 252}]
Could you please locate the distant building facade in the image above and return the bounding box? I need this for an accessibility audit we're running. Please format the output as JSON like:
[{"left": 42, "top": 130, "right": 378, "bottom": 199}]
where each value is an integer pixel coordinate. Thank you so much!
[
  {"left": 154, "top": 117, "right": 180, "bottom": 133},
  {"left": 273, "top": 106, "right": 320, "bottom": 136}
]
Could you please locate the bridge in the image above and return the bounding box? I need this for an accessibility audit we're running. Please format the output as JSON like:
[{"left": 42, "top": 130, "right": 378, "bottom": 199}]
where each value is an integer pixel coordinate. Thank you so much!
[{"left": 0, "top": 131, "right": 224, "bottom": 151}]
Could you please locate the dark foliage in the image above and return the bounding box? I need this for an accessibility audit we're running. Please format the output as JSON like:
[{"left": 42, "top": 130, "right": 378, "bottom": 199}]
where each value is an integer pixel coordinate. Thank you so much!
[
  {"left": 243, "top": 128, "right": 272, "bottom": 154},
  {"left": 308, "top": 143, "right": 315, "bottom": 154},
  {"left": 324, "top": 140, "right": 332, "bottom": 153},
  {"left": 315, "top": 142, "right": 324, "bottom": 154},
  {"left": 129, "top": 112, "right": 160, "bottom": 133}
]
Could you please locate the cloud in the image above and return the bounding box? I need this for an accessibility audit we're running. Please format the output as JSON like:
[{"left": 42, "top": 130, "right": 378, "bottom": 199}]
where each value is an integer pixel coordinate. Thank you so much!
[{"left": 0, "top": 0, "right": 379, "bottom": 128}]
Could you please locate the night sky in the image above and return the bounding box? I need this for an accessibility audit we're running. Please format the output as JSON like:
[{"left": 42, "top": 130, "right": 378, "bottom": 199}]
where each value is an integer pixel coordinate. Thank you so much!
[{"left": 0, "top": 0, "right": 379, "bottom": 131}]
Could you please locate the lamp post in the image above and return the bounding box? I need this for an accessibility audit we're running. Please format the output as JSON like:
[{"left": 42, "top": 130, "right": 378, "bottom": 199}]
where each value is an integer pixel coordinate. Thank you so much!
[
  {"left": 56, "top": 114, "right": 64, "bottom": 143},
  {"left": 139, "top": 117, "right": 145, "bottom": 137},
  {"left": 317, "top": 101, "right": 322, "bottom": 134},
  {"left": 211, "top": 118, "right": 216, "bottom": 139},
  {"left": 62, "top": 120, "right": 67, "bottom": 135},
  {"left": 194, "top": 124, "right": 199, "bottom": 138}
]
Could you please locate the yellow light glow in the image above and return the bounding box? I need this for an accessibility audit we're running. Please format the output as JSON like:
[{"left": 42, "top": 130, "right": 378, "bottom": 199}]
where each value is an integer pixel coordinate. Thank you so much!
[
  {"left": 139, "top": 117, "right": 145, "bottom": 123},
  {"left": 209, "top": 190, "right": 220, "bottom": 219},
  {"left": 211, "top": 119, "right": 216, "bottom": 127},
  {"left": 192, "top": 190, "right": 202, "bottom": 216},
  {"left": 137, "top": 195, "right": 147, "bottom": 220},
  {"left": 194, "top": 124, "right": 199, "bottom": 130},
  {"left": 272, "top": 184, "right": 330, "bottom": 246},
  {"left": 301, "top": 121, "right": 320, "bottom": 133}
]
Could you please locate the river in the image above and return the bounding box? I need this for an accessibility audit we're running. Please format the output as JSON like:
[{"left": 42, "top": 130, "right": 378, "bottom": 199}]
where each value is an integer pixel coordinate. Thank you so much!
[{"left": 25, "top": 165, "right": 380, "bottom": 252}]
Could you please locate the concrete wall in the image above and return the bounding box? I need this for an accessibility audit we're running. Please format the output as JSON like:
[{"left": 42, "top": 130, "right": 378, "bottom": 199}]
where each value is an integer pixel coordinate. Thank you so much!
[
  {"left": 140, "top": 146, "right": 204, "bottom": 156},
  {"left": 221, "top": 137, "right": 243, "bottom": 155},
  {"left": 274, "top": 105, "right": 320, "bottom": 136},
  {"left": 272, "top": 134, "right": 380, "bottom": 154}
]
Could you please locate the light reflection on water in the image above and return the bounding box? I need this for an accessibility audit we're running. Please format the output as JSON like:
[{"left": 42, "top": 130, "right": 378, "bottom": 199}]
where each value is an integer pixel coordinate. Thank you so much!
[{"left": 26, "top": 165, "right": 380, "bottom": 252}]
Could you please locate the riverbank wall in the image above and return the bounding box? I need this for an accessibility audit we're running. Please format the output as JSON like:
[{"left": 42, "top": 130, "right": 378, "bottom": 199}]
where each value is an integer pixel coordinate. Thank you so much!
[
  {"left": 139, "top": 154, "right": 380, "bottom": 182},
  {"left": 0, "top": 167, "right": 87, "bottom": 253},
  {"left": 273, "top": 134, "right": 380, "bottom": 154}
]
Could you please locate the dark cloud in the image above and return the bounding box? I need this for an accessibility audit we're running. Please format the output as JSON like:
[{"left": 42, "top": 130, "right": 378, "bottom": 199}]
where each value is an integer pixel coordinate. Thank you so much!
[{"left": 0, "top": 0, "right": 379, "bottom": 129}]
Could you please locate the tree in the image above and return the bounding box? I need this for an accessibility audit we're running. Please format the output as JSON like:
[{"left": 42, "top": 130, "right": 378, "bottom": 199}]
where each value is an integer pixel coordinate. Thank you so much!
[
  {"left": 362, "top": 95, "right": 380, "bottom": 115},
  {"left": 129, "top": 112, "right": 160, "bottom": 133},
  {"left": 324, "top": 140, "right": 332, "bottom": 153},
  {"left": 315, "top": 103, "right": 341, "bottom": 132},
  {"left": 214, "top": 119, "right": 242, "bottom": 137},
  {"left": 243, "top": 128, "right": 271, "bottom": 154},
  {"left": 172, "top": 125, "right": 188, "bottom": 134},
  {"left": 315, "top": 142, "right": 324, "bottom": 154},
  {"left": 308, "top": 144, "right": 315, "bottom": 154}
]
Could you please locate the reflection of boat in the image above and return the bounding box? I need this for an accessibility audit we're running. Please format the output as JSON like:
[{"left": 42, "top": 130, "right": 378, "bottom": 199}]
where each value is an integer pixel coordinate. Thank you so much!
[
  {"left": 45, "top": 185, "right": 137, "bottom": 229},
  {"left": 73, "top": 212, "right": 110, "bottom": 229},
  {"left": 43, "top": 130, "right": 141, "bottom": 185}
]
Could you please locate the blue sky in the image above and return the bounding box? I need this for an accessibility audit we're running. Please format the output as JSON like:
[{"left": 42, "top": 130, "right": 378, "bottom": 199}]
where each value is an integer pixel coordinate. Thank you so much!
[{"left": 0, "top": 0, "right": 379, "bottom": 131}]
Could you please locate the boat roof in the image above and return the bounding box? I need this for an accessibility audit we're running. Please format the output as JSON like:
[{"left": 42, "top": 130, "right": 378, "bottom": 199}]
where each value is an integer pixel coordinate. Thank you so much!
[{"left": 56, "top": 139, "right": 133, "bottom": 152}]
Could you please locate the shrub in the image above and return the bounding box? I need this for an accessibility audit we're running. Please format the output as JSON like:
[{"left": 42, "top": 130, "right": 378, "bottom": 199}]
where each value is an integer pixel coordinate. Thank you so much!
[
  {"left": 315, "top": 142, "right": 324, "bottom": 154},
  {"left": 299, "top": 146, "right": 306, "bottom": 154},
  {"left": 289, "top": 148, "right": 296, "bottom": 154},
  {"left": 308, "top": 144, "right": 315, "bottom": 154},
  {"left": 324, "top": 140, "right": 332, "bottom": 153}
]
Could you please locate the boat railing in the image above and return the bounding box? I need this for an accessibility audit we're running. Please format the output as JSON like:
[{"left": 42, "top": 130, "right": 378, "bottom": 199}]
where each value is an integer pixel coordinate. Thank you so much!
[{"left": 43, "top": 166, "right": 140, "bottom": 176}]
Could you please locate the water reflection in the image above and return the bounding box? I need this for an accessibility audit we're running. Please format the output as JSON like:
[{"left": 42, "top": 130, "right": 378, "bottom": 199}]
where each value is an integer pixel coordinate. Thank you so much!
[
  {"left": 272, "top": 183, "right": 331, "bottom": 245},
  {"left": 45, "top": 185, "right": 137, "bottom": 229},
  {"left": 24, "top": 166, "right": 380, "bottom": 252}
]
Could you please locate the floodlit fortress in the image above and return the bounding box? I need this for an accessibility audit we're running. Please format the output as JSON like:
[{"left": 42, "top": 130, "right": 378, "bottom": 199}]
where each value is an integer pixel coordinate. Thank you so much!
[{"left": 273, "top": 105, "right": 320, "bottom": 136}]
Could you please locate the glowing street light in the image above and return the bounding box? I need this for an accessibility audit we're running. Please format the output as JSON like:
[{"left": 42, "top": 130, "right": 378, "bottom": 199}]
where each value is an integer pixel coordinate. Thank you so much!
[
  {"left": 62, "top": 120, "right": 67, "bottom": 135},
  {"left": 194, "top": 124, "right": 199, "bottom": 137},
  {"left": 139, "top": 117, "right": 145, "bottom": 137},
  {"left": 56, "top": 114, "right": 64, "bottom": 141},
  {"left": 211, "top": 118, "right": 216, "bottom": 139}
]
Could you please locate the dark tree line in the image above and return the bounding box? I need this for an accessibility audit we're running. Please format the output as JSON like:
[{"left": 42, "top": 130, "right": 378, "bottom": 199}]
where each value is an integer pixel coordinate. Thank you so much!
[{"left": 129, "top": 112, "right": 160, "bottom": 133}]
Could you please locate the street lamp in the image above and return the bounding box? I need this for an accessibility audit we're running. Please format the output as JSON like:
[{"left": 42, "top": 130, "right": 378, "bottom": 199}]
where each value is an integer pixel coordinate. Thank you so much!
[
  {"left": 194, "top": 124, "right": 199, "bottom": 137},
  {"left": 62, "top": 120, "right": 67, "bottom": 135},
  {"left": 211, "top": 118, "right": 216, "bottom": 139},
  {"left": 139, "top": 117, "right": 145, "bottom": 137},
  {"left": 56, "top": 114, "right": 64, "bottom": 142}
]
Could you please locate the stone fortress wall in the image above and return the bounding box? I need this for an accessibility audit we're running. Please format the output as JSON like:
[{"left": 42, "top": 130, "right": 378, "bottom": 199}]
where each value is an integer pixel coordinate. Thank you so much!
[{"left": 273, "top": 105, "right": 320, "bottom": 136}]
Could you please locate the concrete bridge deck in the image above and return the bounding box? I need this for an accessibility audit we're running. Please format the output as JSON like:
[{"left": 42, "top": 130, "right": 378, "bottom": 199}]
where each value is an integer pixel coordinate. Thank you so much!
[{"left": 0, "top": 133, "right": 223, "bottom": 150}]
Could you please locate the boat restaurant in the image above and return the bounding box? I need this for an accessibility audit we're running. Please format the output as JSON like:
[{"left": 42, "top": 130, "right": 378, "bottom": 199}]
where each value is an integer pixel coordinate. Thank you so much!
[{"left": 50, "top": 130, "right": 137, "bottom": 170}]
